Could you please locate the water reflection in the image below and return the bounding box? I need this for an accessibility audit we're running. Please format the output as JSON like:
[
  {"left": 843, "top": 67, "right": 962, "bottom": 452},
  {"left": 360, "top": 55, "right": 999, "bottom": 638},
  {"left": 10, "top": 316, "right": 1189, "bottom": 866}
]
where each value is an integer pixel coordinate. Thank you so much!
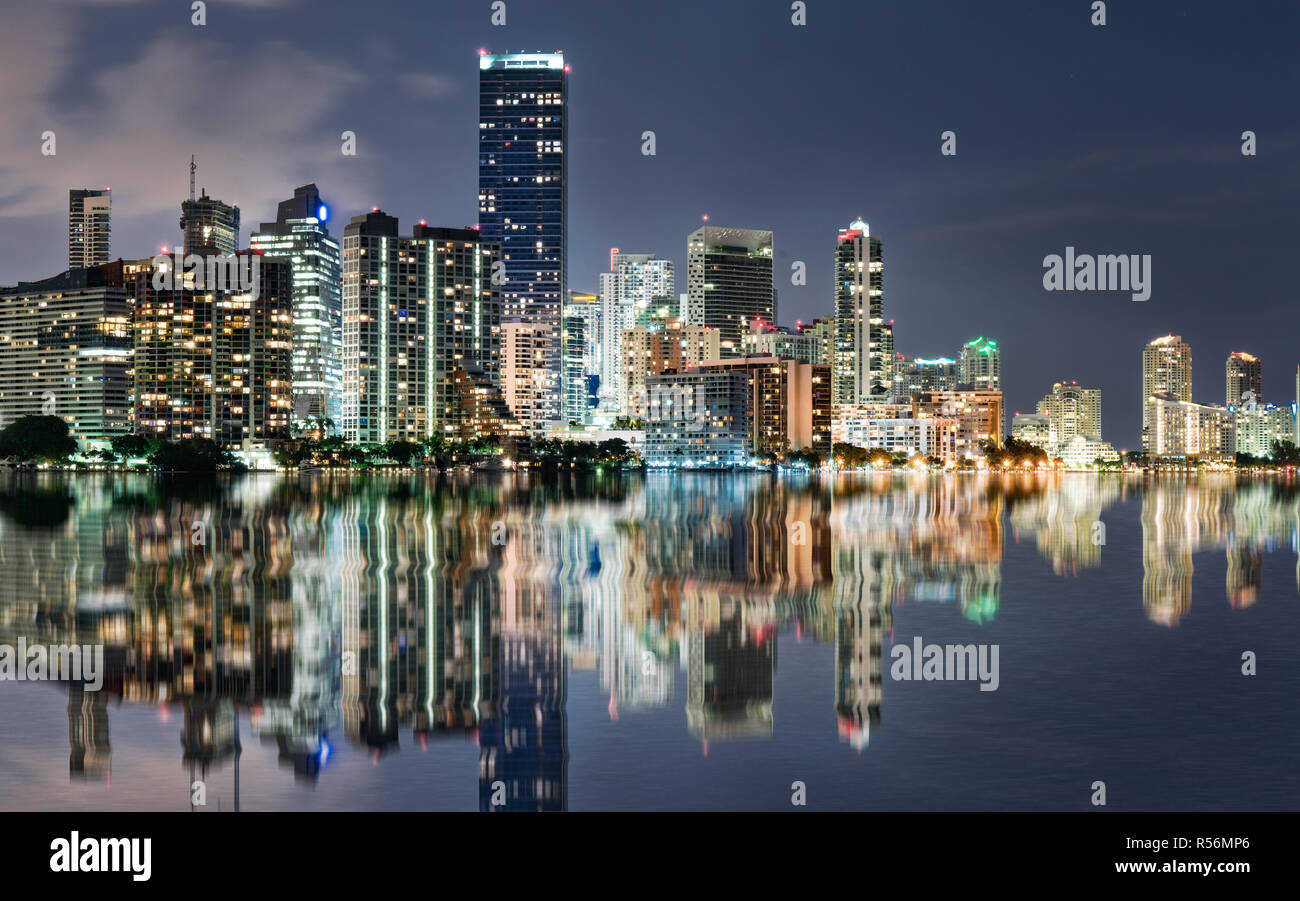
[{"left": 0, "top": 471, "right": 1296, "bottom": 808}]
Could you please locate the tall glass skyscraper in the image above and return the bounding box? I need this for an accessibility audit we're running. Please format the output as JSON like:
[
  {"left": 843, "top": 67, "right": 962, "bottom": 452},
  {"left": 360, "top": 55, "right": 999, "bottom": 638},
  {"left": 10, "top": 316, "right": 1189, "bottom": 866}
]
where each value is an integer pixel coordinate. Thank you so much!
[
  {"left": 686, "top": 226, "right": 774, "bottom": 359},
  {"left": 478, "top": 50, "right": 568, "bottom": 428},
  {"left": 251, "top": 184, "right": 342, "bottom": 426}
]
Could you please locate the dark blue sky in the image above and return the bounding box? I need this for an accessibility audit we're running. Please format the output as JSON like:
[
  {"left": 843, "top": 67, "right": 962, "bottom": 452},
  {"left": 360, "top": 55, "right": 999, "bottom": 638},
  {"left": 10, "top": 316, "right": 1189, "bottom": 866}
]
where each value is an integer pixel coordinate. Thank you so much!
[{"left": 2, "top": 0, "right": 1297, "bottom": 447}]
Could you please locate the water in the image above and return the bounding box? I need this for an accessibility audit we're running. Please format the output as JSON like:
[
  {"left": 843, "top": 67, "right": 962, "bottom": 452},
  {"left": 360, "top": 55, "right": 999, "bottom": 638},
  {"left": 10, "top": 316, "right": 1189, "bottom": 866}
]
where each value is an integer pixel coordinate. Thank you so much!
[{"left": 0, "top": 470, "right": 1296, "bottom": 811}]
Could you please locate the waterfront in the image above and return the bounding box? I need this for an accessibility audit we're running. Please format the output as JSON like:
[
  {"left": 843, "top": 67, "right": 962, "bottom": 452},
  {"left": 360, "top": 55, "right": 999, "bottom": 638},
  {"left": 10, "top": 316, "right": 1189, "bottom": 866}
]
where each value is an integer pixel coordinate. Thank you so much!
[{"left": 0, "top": 471, "right": 1297, "bottom": 811}]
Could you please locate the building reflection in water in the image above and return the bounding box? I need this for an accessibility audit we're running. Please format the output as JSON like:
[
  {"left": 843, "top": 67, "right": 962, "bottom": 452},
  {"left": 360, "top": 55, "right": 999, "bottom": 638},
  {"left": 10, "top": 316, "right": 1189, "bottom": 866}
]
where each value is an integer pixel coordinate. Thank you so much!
[{"left": 1, "top": 471, "right": 1297, "bottom": 802}]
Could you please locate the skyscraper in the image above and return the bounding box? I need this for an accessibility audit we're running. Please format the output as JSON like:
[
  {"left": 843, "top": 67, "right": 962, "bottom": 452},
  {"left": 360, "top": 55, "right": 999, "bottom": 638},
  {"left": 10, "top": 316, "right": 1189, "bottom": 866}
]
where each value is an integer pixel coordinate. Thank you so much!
[
  {"left": 1037, "top": 381, "right": 1102, "bottom": 449},
  {"left": 479, "top": 50, "right": 568, "bottom": 425},
  {"left": 686, "top": 226, "right": 774, "bottom": 358},
  {"left": 251, "top": 184, "right": 343, "bottom": 426},
  {"left": 1225, "top": 351, "right": 1262, "bottom": 407},
  {"left": 833, "top": 219, "right": 884, "bottom": 404},
  {"left": 957, "top": 337, "right": 1000, "bottom": 391},
  {"left": 598, "top": 252, "right": 674, "bottom": 413},
  {"left": 340, "top": 211, "right": 502, "bottom": 444},
  {"left": 0, "top": 262, "right": 131, "bottom": 439},
  {"left": 126, "top": 254, "right": 293, "bottom": 446},
  {"left": 1142, "top": 335, "right": 1192, "bottom": 451},
  {"left": 68, "top": 189, "right": 111, "bottom": 269},
  {"left": 181, "top": 189, "right": 240, "bottom": 255}
]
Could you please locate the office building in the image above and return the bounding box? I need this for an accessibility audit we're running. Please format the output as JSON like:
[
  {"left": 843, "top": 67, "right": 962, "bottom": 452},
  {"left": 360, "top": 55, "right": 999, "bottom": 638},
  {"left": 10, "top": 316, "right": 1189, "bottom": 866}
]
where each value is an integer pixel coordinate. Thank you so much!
[
  {"left": 181, "top": 186, "right": 240, "bottom": 256},
  {"left": 479, "top": 50, "right": 568, "bottom": 424},
  {"left": 686, "top": 226, "right": 774, "bottom": 357}
]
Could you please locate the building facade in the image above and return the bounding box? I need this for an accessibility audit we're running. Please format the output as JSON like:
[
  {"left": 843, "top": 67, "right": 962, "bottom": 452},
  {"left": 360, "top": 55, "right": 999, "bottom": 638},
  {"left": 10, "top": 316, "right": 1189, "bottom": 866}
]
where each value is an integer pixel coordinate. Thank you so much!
[
  {"left": 598, "top": 252, "right": 674, "bottom": 414},
  {"left": 621, "top": 320, "right": 719, "bottom": 417},
  {"left": 68, "top": 189, "right": 111, "bottom": 270},
  {"left": 127, "top": 254, "right": 293, "bottom": 446},
  {"left": 250, "top": 184, "right": 343, "bottom": 426},
  {"left": 833, "top": 219, "right": 885, "bottom": 404},
  {"left": 341, "top": 212, "right": 501, "bottom": 444},
  {"left": 957, "top": 337, "right": 1000, "bottom": 391},
  {"left": 1037, "top": 381, "right": 1102, "bottom": 450},
  {"left": 1147, "top": 393, "right": 1235, "bottom": 462},
  {"left": 686, "top": 226, "right": 774, "bottom": 357},
  {"left": 914, "top": 389, "right": 1004, "bottom": 459},
  {"left": 1142, "top": 335, "right": 1192, "bottom": 452},
  {"left": 0, "top": 263, "right": 131, "bottom": 440},
  {"left": 1225, "top": 351, "right": 1262, "bottom": 407},
  {"left": 479, "top": 50, "right": 568, "bottom": 426}
]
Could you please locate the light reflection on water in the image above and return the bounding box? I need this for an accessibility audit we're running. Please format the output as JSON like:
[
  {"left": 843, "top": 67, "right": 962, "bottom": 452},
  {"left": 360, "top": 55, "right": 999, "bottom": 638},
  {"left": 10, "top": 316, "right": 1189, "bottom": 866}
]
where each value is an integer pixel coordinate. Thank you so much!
[{"left": 0, "top": 471, "right": 1296, "bottom": 811}]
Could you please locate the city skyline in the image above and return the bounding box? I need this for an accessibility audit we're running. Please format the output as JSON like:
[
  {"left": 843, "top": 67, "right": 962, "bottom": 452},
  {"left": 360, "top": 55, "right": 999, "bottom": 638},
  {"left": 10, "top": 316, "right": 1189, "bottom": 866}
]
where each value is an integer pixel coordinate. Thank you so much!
[{"left": 3, "top": 0, "right": 1296, "bottom": 449}]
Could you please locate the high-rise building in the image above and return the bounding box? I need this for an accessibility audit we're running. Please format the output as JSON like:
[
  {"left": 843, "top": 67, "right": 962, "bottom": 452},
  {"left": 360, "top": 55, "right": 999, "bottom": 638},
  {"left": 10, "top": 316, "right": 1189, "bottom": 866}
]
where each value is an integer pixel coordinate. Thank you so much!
[
  {"left": 833, "top": 219, "right": 885, "bottom": 404},
  {"left": 893, "top": 356, "right": 958, "bottom": 397},
  {"left": 1235, "top": 404, "right": 1294, "bottom": 457},
  {"left": 1142, "top": 335, "right": 1192, "bottom": 451},
  {"left": 251, "top": 184, "right": 343, "bottom": 426},
  {"left": 126, "top": 254, "right": 293, "bottom": 446},
  {"left": 479, "top": 50, "right": 568, "bottom": 424},
  {"left": 598, "top": 252, "right": 674, "bottom": 413},
  {"left": 0, "top": 262, "right": 131, "bottom": 440},
  {"left": 564, "top": 291, "right": 602, "bottom": 414},
  {"left": 340, "top": 211, "right": 502, "bottom": 444},
  {"left": 741, "top": 321, "right": 824, "bottom": 364},
  {"left": 1225, "top": 351, "right": 1262, "bottom": 407},
  {"left": 621, "top": 320, "right": 719, "bottom": 417},
  {"left": 686, "top": 226, "right": 774, "bottom": 357},
  {"left": 644, "top": 368, "right": 751, "bottom": 467},
  {"left": 561, "top": 310, "right": 587, "bottom": 424},
  {"left": 1011, "top": 412, "right": 1051, "bottom": 450},
  {"left": 501, "top": 321, "right": 555, "bottom": 433},
  {"left": 957, "top": 337, "right": 1000, "bottom": 391},
  {"left": 1147, "top": 393, "right": 1235, "bottom": 462},
  {"left": 181, "top": 189, "right": 240, "bottom": 256},
  {"left": 1037, "top": 381, "right": 1102, "bottom": 449},
  {"left": 68, "top": 189, "right": 111, "bottom": 269},
  {"left": 914, "top": 389, "right": 1004, "bottom": 459},
  {"left": 690, "top": 356, "right": 832, "bottom": 459}
]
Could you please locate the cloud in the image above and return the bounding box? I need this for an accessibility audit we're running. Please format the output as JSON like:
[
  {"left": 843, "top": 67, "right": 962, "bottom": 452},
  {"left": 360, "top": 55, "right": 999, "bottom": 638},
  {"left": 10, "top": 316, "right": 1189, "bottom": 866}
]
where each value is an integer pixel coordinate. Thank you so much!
[{"left": 400, "top": 72, "right": 456, "bottom": 99}]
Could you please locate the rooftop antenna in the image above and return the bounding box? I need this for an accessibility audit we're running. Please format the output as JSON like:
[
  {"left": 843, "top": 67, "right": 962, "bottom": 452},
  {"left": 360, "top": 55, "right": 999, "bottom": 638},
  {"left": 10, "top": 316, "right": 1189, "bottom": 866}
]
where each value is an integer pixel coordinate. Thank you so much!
[{"left": 188, "top": 155, "right": 196, "bottom": 253}]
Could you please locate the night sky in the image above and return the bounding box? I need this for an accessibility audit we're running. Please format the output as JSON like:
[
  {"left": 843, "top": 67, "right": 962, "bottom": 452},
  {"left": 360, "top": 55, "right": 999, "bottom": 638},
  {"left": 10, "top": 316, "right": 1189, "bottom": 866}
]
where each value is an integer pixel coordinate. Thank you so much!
[{"left": 2, "top": 0, "right": 1296, "bottom": 447}]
